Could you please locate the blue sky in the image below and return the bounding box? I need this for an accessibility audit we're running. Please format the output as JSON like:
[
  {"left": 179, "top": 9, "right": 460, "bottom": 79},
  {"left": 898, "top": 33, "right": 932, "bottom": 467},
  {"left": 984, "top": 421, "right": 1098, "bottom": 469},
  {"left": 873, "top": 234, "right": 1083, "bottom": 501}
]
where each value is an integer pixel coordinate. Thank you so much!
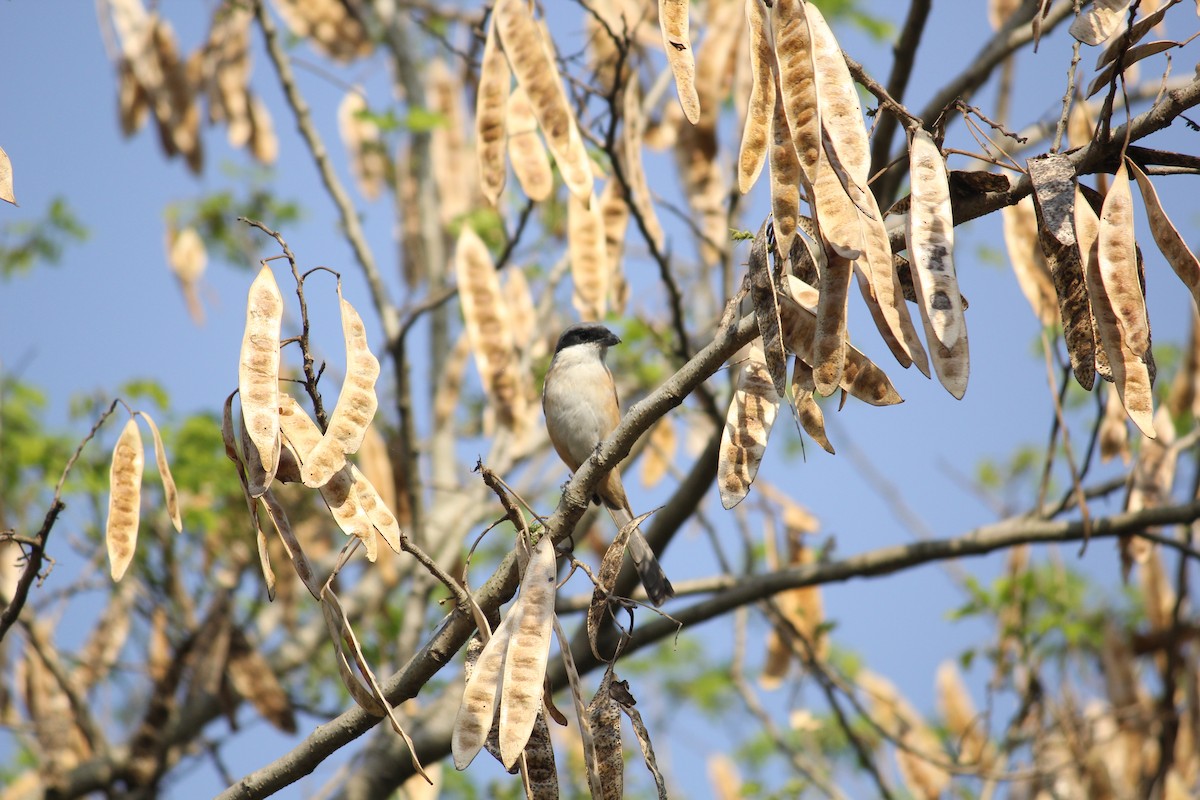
[{"left": 3, "top": 2, "right": 1200, "bottom": 797}]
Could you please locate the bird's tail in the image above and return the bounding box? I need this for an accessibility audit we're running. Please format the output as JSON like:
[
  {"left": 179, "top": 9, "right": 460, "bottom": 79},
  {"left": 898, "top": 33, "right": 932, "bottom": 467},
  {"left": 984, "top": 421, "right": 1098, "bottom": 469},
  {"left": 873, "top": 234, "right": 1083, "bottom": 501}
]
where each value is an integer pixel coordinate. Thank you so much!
[{"left": 607, "top": 503, "right": 675, "bottom": 605}]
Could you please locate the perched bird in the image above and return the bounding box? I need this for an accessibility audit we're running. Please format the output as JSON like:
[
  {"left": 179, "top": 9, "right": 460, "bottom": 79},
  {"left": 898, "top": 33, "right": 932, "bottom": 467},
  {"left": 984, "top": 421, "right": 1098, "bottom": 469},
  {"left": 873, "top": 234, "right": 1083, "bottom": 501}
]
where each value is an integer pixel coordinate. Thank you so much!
[{"left": 542, "top": 322, "right": 675, "bottom": 605}]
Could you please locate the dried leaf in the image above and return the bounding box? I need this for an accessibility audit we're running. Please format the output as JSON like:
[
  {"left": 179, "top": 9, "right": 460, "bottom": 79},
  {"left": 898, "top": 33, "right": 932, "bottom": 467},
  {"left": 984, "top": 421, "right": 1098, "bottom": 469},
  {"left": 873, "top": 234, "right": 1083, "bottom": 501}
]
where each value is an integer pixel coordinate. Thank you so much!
[
  {"left": 106, "top": 417, "right": 144, "bottom": 581},
  {"left": 1070, "top": 0, "right": 1134, "bottom": 45},
  {"left": 718, "top": 343, "right": 780, "bottom": 509}
]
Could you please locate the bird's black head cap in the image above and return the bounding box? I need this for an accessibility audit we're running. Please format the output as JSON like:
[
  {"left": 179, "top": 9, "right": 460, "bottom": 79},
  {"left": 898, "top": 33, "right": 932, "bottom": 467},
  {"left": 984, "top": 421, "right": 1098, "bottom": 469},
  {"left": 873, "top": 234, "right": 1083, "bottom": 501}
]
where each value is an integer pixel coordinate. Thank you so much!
[{"left": 554, "top": 322, "right": 621, "bottom": 354}]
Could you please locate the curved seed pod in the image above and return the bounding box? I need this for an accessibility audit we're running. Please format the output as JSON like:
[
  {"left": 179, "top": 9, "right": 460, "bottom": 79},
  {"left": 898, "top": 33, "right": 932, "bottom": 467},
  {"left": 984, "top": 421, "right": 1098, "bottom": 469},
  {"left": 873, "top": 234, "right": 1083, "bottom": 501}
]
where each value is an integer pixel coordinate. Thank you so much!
[
  {"left": 773, "top": 0, "right": 820, "bottom": 185},
  {"left": 499, "top": 534, "right": 558, "bottom": 768},
  {"left": 598, "top": 179, "right": 630, "bottom": 312},
  {"left": 429, "top": 59, "right": 476, "bottom": 224},
  {"left": 349, "top": 465, "right": 402, "bottom": 555},
  {"left": 749, "top": 219, "right": 788, "bottom": 398},
  {"left": 1127, "top": 158, "right": 1200, "bottom": 311},
  {"left": 453, "top": 614, "right": 515, "bottom": 770},
  {"left": 858, "top": 671, "right": 951, "bottom": 799},
  {"left": 301, "top": 292, "right": 381, "bottom": 488},
  {"left": 338, "top": 89, "right": 387, "bottom": 201},
  {"left": 621, "top": 75, "right": 665, "bottom": 250},
  {"left": 238, "top": 264, "right": 283, "bottom": 495},
  {"left": 1078, "top": 188, "right": 1156, "bottom": 437},
  {"left": 522, "top": 712, "right": 559, "bottom": 798},
  {"left": 272, "top": 0, "right": 372, "bottom": 62},
  {"left": 1087, "top": 39, "right": 1184, "bottom": 98},
  {"left": 476, "top": 14, "right": 509, "bottom": 207},
  {"left": 1100, "top": 383, "right": 1132, "bottom": 464},
  {"left": 806, "top": 4, "right": 869, "bottom": 189},
  {"left": 907, "top": 128, "right": 966, "bottom": 351},
  {"left": 135, "top": 411, "right": 181, "bottom": 532},
  {"left": 1001, "top": 196, "right": 1059, "bottom": 327},
  {"left": 106, "top": 417, "right": 144, "bottom": 581},
  {"left": 659, "top": 0, "right": 700, "bottom": 124},
  {"left": 1069, "top": 0, "right": 1134, "bottom": 45},
  {"left": 718, "top": 343, "right": 780, "bottom": 509},
  {"left": 505, "top": 85, "right": 554, "bottom": 202},
  {"left": 569, "top": 190, "right": 610, "bottom": 322},
  {"left": 1098, "top": 163, "right": 1150, "bottom": 359},
  {"left": 935, "top": 661, "right": 995, "bottom": 768},
  {"left": 247, "top": 93, "right": 278, "bottom": 166},
  {"left": 226, "top": 628, "right": 297, "bottom": 734},
  {"left": 813, "top": 243, "right": 853, "bottom": 397},
  {"left": 858, "top": 200, "right": 928, "bottom": 374},
  {"left": 738, "top": 0, "right": 775, "bottom": 193},
  {"left": 495, "top": 0, "right": 592, "bottom": 199},
  {"left": 456, "top": 227, "right": 525, "bottom": 431},
  {"left": 769, "top": 90, "right": 801, "bottom": 262},
  {"left": 588, "top": 671, "right": 624, "bottom": 800},
  {"left": 791, "top": 358, "right": 834, "bottom": 454},
  {"left": 1096, "top": 0, "right": 1181, "bottom": 68}
]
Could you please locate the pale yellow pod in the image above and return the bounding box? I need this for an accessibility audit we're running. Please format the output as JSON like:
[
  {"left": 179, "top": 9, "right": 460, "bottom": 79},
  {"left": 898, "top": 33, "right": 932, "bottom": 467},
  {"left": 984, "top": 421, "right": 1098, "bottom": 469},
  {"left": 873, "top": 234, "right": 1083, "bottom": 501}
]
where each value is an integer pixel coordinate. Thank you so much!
[
  {"left": 238, "top": 264, "right": 283, "bottom": 495},
  {"left": 476, "top": 14, "right": 510, "bottom": 208},
  {"left": 640, "top": 415, "right": 677, "bottom": 488},
  {"left": 935, "top": 661, "right": 995, "bottom": 768},
  {"left": 737, "top": 0, "right": 775, "bottom": 194},
  {"left": 621, "top": 75, "right": 665, "bottom": 250},
  {"left": 790, "top": 358, "right": 834, "bottom": 454},
  {"left": 495, "top": 0, "right": 593, "bottom": 199},
  {"left": 1100, "top": 383, "right": 1132, "bottom": 464},
  {"left": 0, "top": 146, "right": 12, "bottom": 206},
  {"left": 857, "top": 202, "right": 929, "bottom": 375},
  {"left": 659, "top": 0, "right": 700, "bottom": 124},
  {"left": 272, "top": 0, "right": 372, "bottom": 62},
  {"left": 498, "top": 533, "right": 558, "bottom": 768},
  {"left": 569, "top": 190, "right": 610, "bottom": 322},
  {"left": 928, "top": 319, "right": 970, "bottom": 399},
  {"left": 907, "top": 128, "right": 966, "bottom": 351},
  {"left": 452, "top": 612, "right": 515, "bottom": 769},
  {"left": 773, "top": 0, "right": 821, "bottom": 185},
  {"left": 167, "top": 225, "right": 206, "bottom": 325},
  {"left": 987, "top": 0, "right": 1022, "bottom": 30},
  {"left": 338, "top": 90, "right": 386, "bottom": 201},
  {"left": 806, "top": 4, "right": 869, "bottom": 188},
  {"left": 135, "top": 411, "right": 182, "bottom": 532},
  {"left": 106, "top": 417, "right": 144, "bottom": 581},
  {"left": 1098, "top": 163, "right": 1150, "bottom": 359},
  {"left": 1127, "top": 158, "right": 1200, "bottom": 312},
  {"left": 1078, "top": 190, "right": 1156, "bottom": 437},
  {"left": 718, "top": 343, "right": 780, "bottom": 509},
  {"left": 502, "top": 269, "right": 536, "bottom": 352},
  {"left": 429, "top": 58, "right": 476, "bottom": 224},
  {"left": 858, "top": 671, "right": 951, "bottom": 799},
  {"left": 349, "top": 465, "right": 402, "bottom": 555},
  {"left": 505, "top": 85, "right": 554, "bottom": 202},
  {"left": 769, "top": 89, "right": 801, "bottom": 261},
  {"left": 598, "top": 179, "right": 630, "bottom": 305},
  {"left": 301, "top": 292, "right": 381, "bottom": 488},
  {"left": 247, "top": 93, "right": 278, "bottom": 166},
  {"left": 1001, "top": 196, "right": 1059, "bottom": 327},
  {"left": 1069, "top": 0, "right": 1134, "bottom": 45}
]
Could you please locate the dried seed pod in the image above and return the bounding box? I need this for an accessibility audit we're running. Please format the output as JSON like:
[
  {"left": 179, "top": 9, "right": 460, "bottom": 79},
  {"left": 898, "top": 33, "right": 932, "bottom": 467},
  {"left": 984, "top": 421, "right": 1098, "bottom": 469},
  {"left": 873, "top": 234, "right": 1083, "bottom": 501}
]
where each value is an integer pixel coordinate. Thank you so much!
[
  {"left": 621, "top": 75, "right": 665, "bottom": 250},
  {"left": 522, "top": 712, "right": 558, "bottom": 798},
  {"left": 495, "top": 0, "right": 593, "bottom": 199},
  {"left": 476, "top": 14, "right": 510, "bottom": 207},
  {"left": 1001, "top": 196, "right": 1059, "bottom": 327},
  {"left": 1098, "top": 163, "right": 1150, "bottom": 359},
  {"left": 1099, "top": 383, "right": 1132, "bottom": 464},
  {"left": 858, "top": 671, "right": 951, "bottom": 800},
  {"left": 935, "top": 661, "right": 994, "bottom": 767},
  {"left": 0, "top": 146, "right": 11, "bottom": 206},
  {"left": 907, "top": 128, "right": 966, "bottom": 353},
  {"left": 117, "top": 58, "right": 149, "bottom": 137},
  {"left": 226, "top": 628, "right": 297, "bottom": 734},
  {"left": 1078, "top": 187, "right": 1156, "bottom": 437},
  {"left": 791, "top": 358, "right": 834, "bottom": 454},
  {"left": 106, "top": 417, "right": 145, "bottom": 581},
  {"left": 588, "top": 671, "right": 624, "bottom": 800},
  {"left": 238, "top": 264, "right": 283, "bottom": 495},
  {"left": 429, "top": 59, "right": 476, "bottom": 224},
  {"left": 659, "top": 0, "right": 700, "bottom": 124},
  {"left": 748, "top": 220, "right": 788, "bottom": 397},
  {"left": 1127, "top": 158, "right": 1200, "bottom": 312},
  {"left": 301, "top": 292, "right": 381, "bottom": 488},
  {"left": 988, "top": 0, "right": 1023, "bottom": 29},
  {"left": 338, "top": 90, "right": 387, "bottom": 202},
  {"left": 1123, "top": 407, "right": 1177, "bottom": 574},
  {"left": 506, "top": 85, "right": 554, "bottom": 202},
  {"left": 598, "top": 179, "right": 631, "bottom": 311},
  {"left": 769, "top": 90, "right": 801, "bottom": 262},
  {"left": 1070, "top": 0, "right": 1134, "bottom": 45},
  {"left": 718, "top": 343, "right": 780, "bottom": 509},
  {"left": 1167, "top": 306, "right": 1200, "bottom": 419},
  {"left": 569, "top": 190, "right": 610, "bottom": 322},
  {"left": 455, "top": 227, "right": 525, "bottom": 431},
  {"left": 738, "top": 0, "right": 775, "bottom": 193},
  {"left": 135, "top": 411, "right": 182, "bottom": 532},
  {"left": 453, "top": 615, "right": 514, "bottom": 770},
  {"left": 166, "top": 225, "right": 206, "bottom": 325},
  {"left": 813, "top": 243, "right": 853, "bottom": 396},
  {"left": 774, "top": 0, "right": 821, "bottom": 185},
  {"left": 499, "top": 534, "right": 558, "bottom": 768},
  {"left": 806, "top": 4, "right": 869, "bottom": 188},
  {"left": 349, "top": 465, "right": 402, "bottom": 555},
  {"left": 247, "top": 92, "right": 278, "bottom": 165},
  {"left": 1028, "top": 154, "right": 1097, "bottom": 389},
  {"left": 272, "top": 0, "right": 372, "bottom": 62}
]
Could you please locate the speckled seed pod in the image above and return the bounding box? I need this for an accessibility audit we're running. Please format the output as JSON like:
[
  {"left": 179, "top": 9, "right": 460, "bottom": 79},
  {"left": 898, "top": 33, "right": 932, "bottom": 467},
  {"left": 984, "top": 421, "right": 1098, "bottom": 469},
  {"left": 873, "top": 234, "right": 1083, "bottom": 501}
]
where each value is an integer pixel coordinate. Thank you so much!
[
  {"left": 238, "top": 264, "right": 283, "bottom": 495},
  {"left": 718, "top": 343, "right": 780, "bottom": 509},
  {"left": 106, "top": 417, "right": 145, "bottom": 581}
]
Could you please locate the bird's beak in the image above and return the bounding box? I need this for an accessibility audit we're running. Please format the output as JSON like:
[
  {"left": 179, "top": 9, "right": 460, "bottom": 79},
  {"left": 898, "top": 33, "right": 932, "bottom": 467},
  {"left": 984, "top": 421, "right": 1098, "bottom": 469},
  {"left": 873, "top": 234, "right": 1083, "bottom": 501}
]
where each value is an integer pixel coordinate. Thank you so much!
[{"left": 605, "top": 330, "right": 621, "bottom": 347}]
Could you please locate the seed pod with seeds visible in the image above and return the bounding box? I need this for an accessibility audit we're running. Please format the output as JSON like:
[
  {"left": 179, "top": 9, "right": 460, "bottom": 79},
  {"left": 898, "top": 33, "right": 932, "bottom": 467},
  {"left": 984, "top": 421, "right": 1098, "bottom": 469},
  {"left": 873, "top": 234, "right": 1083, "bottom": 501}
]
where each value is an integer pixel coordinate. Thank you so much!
[
  {"left": 226, "top": 628, "right": 297, "bottom": 734},
  {"left": 907, "top": 128, "right": 966, "bottom": 353},
  {"left": 1127, "top": 158, "right": 1200, "bottom": 312},
  {"left": 769, "top": 91, "right": 801, "bottom": 263},
  {"left": 774, "top": 0, "right": 821, "bottom": 185},
  {"left": 429, "top": 59, "right": 476, "bottom": 224},
  {"left": 1069, "top": 0, "right": 1134, "bottom": 45},
  {"left": 476, "top": 14, "right": 509, "bottom": 207},
  {"left": 569, "top": 190, "right": 610, "bottom": 322},
  {"left": 659, "top": 0, "right": 700, "bottom": 124},
  {"left": 495, "top": 0, "right": 593, "bottom": 199},
  {"left": 1098, "top": 163, "right": 1150, "bottom": 359},
  {"left": 301, "top": 292, "right": 380, "bottom": 488},
  {"left": 238, "top": 264, "right": 283, "bottom": 495},
  {"left": 806, "top": 4, "right": 868, "bottom": 188},
  {"left": 858, "top": 671, "right": 951, "bottom": 799},
  {"left": 135, "top": 411, "right": 182, "bottom": 532},
  {"left": 791, "top": 359, "right": 834, "bottom": 454},
  {"left": 106, "top": 417, "right": 144, "bottom": 581},
  {"left": 338, "top": 90, "right": 387, "bottom": 202},
  {"left": 273, "top": 0, "right": 372, "bottom": 62},
  {"left": 522, "top": 712, "right": 558, "bottom": 797},
  {"left": 349, "top": 465, "right": 402, "bottom": 555},
  {"left": 505, "top": 85, "right": 554, "bottom": 202},
  {"left": 621, "top": 75, "right": 664, "bottom": 250},
  {"left": 738, "top": 0, "right": 774, "bottom": 193},
  {"left": 588, "top": 671, "right": 624, "bottom": 800},
  {"left": 1001, "top": 197, "right": 1059, "bottom": 327},
  {"left": 718, "top": 343, "right": 780, "bottom": 509},
  {"left": 453, "top": 616, "right": 513, "bottom": 770},
  {"left": 813, "top": 244, "right": 853, "bottom": 397},
  {"left": 499, "top": 534, "right": 558, "bottom": 768}
]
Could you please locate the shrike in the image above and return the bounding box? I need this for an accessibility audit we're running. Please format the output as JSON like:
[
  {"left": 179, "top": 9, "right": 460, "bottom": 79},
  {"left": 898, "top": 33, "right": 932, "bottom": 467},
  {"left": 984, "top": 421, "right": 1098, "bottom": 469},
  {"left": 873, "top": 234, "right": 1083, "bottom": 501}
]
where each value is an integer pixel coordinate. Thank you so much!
[{"left": 542, "top": 322, "right": 675, "bottom": 605}]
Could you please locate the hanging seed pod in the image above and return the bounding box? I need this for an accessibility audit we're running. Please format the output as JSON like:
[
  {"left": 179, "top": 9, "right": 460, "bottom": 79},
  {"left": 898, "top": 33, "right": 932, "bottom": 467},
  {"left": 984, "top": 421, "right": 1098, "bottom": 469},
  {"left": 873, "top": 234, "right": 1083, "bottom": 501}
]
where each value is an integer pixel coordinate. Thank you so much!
[
  {"left": 718, "top": 343, "right": 780, "bottom": 509},
  {"left": 1001, "top": 197, "right": 1059, "bottom": 327},
  {"left": 569, "top": 190, "right": 610, "bottom": 322},
  {"left": 907, "top": 128, "right": 966, "bottom": 352},
  {"left": 738, "top": 0, "right": 775, "bottom": 193},
  {"left": 106, "top": 417, "right": 145, "bottom": 581},
  {"left": 238, "top": 265, "right": 283, "bottom": 494},
  {"left": 476, "top": 14, "right": 510, "bottom": 207},
  {"left": 773, "top": 0, "right": 821, "bottom": 185},
  {"left": 505, "top": 85, "right": 555, "bottom": 202},
  {"left": 659, "top": 0, "right": 700, "bottom": 124}
]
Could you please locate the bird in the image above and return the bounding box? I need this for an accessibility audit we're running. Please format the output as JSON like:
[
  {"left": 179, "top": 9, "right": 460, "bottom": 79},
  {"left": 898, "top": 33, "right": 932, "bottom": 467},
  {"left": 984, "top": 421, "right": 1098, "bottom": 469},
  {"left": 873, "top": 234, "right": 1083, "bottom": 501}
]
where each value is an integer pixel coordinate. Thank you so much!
[{"left": 542, "top": 322, "right": 675, "bottom": 605}]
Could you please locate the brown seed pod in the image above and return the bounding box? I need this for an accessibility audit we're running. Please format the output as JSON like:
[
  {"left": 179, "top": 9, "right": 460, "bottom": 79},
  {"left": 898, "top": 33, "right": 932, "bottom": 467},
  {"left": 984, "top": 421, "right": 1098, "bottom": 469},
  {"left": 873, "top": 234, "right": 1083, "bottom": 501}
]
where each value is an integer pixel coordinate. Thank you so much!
[
  {"left": 521, "top": 712, "right": 558, "bottom": 798},
  {"left": 505, "top": 85, "right": 554, "bottom": 202},
  {"left": 247, "top": 92, "right": 278, "bottom": 165},
  {"left": 806, "top": 4, "right": 869, "bottom": 189},
  {"left": 621, "top": 75, "right": 665, "bottom": 250},
  {"left": 738, "top": 0, "right": 775, "bottom": 194},
  {"left": 338, "top": 90, "right": 387, "bottom": 202},
  {"left": 1069, "top": 0, "right": 1135, "bottom": 46},
  {"left": 769, "top": 89, "right": 801, "bottom": 262},
  {"left": 117, "top": 58, "right": 149, "bottom": 137},
  {"left": 349, "top": 465, "right": 402, "bottom": 555},
  {"left": 429, "top": 58, "right": 476, "bottom": 224},
  {"left": 134, "top": 411, "right": 182, "bottom": 532},
  {"left": 773, "top": 0, "right": 821, "bottom": 185},
  {"left": 813, "top": 243, "right": 853, "bottom": 397},
  {"left": 301, "top": 292, "right": 381, "bottom": 488},
  {"left": 659, "top": 0, "right": 700, "bottom": 124},
  {"left": 106, "top": 417, "right": 145, "bottom": 581},
  {"left": 495, "top": 0, "right": 593, "bottom": 199},
  {"left": 238, "top": 264, "right": 283, "bottom": 495},
  {"left": 1098, "top": 163, "right": 1150, "bottom": 359},
  {"left": 452, "top": 614, "right": 515, "bottom": 770},
  {"left": 641, "top": 416, "right": 677, "bottom": 489},
  {"left": 588, "top": 671, "right": 624, "bottom": 800},
  {"left": 718, "top": 343, "right": 780, "bottom": 509},
  {"left": 791, "top": 358, "right": 835, "bottom": 454},
  {"left": 598, "top": 179, "right": 631, "bottom": 312},
  {"left": 858, "top": 670, "right": 951, "bottom": 799},
  {"left": 1001, "top": 196, "right": 1059, "bottom": 327},
  {"left": 1127, "top": 158, "right": 1200, "bottom": 312},
  {"left": 476, "top": 14, "right": 510, "bottom": 208},
  {"left": 935, "top": 661, "right": 995, "bottom": 768},
  {"left": 907, "top": 128, "right": 966, "bottom": 352},
  {"left": 569, "top": 190, "right": 611, "bottom": 322},
  {"left": 226, "top": 628, "right": 297, "bottom": 734},
  {"left": 272, "top": 0, "right": 372, "bottom": 62},
  {"left": 1100, "top": 383, "right": 1132, "bottom": 464},
  {"left": 498, "top": 534, "right": 558, "bottom": 768}
]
